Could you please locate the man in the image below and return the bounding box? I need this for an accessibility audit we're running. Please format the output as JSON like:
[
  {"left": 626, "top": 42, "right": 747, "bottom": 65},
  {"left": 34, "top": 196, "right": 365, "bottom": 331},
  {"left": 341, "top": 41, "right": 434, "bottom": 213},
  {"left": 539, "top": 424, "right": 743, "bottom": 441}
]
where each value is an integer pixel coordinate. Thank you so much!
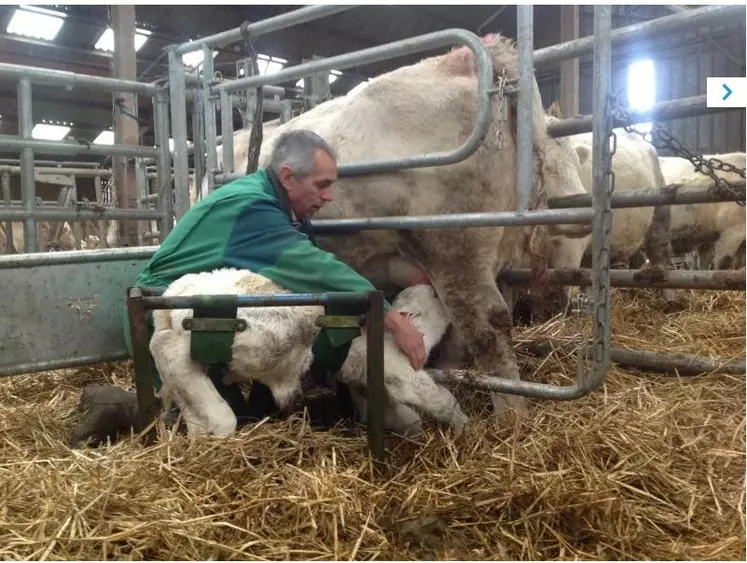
[{"left": 123, "top": 129, "right": 427, "bottom": 425}]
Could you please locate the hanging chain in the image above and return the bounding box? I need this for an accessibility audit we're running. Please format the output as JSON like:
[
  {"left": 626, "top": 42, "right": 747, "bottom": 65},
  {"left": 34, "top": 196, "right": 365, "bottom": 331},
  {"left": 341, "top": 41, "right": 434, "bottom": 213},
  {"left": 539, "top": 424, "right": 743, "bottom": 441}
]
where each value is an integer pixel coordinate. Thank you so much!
[
  {"left": 589, "top": 94, "right": 617, "bottom": 369},
  {"left": 608, "top": 94, "right": 746, "bottom": 207}
]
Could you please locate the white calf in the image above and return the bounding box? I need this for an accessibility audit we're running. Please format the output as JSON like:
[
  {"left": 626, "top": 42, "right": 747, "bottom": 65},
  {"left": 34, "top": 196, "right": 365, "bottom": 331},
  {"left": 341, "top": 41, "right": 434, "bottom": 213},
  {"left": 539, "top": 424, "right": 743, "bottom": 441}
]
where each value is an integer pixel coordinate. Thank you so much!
[
  {"left": 338, "top": 284, "right": 469, "bottom": 437},
  {"left": 149, "top": 267, "right": 324, "bottom": 437}
]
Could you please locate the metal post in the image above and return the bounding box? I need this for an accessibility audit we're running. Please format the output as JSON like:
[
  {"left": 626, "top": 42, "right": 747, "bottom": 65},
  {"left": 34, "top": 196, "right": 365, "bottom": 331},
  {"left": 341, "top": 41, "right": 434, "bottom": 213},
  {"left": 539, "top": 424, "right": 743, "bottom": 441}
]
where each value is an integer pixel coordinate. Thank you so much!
[
  {"left": 202, "top": 44, "right": 218, "bottom": 195},
  {"left": 1, "top": 172, "right": 12, "bottom": 253},
  {"left": 168, "top": 47, "right": 190, "bottom": 219},
  {"left": 135, "top": 158, "right": 149, "bottom": 246},
  {"left": 516, "top": 5, "right": 533, "bottom": 213},
  {"left": 280, "top": 99, "right": 293, "bottom": 124},
  {"left": 126, "top": 287, "right": 159, "bottom": 434},
  {"left": 559, "top": 6, "right": 580, "bottom": 117},
  {"left": 18, "top": 77, "right": 35, "bottom": 253},
  {"left": 219, "top": 89, "right": 234, "bottom": 174},
  {"left": 587, "top": 5, "right": 613, "bottom": 389},
  {"left": 154, "top": 88, "right": 174, "bottom": 238},
  {"left": 366, "top": 290, "right": 386, "bottom": 465},
  {"left": 93, "top": 175, "right": 107, "bottom": 248},
  {"left": 191, "top": 82, "right": 205, "bottom": 202}
]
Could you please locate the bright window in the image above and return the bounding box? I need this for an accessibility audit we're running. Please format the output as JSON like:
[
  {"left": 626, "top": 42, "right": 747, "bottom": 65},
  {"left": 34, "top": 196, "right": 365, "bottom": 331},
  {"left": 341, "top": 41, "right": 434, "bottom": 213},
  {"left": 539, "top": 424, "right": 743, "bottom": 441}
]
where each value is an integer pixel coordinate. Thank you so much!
[
  {"left": 94, "top": 27, "right": 152, "bottom": 53},
  {"left": 627, "top": 59, "right": 656, "bottom": 133},
  {"left": 6, "top": 5, "right": 66, "bottom": 41},
  {"left": 32, "top": 123, "right": 71, "bottom": 141},
  {"left": 93, "top": 130, "right": 115, "bottom": 145},
  {"left": 296, "top": 70, "right": 343, "bottom": 89}
]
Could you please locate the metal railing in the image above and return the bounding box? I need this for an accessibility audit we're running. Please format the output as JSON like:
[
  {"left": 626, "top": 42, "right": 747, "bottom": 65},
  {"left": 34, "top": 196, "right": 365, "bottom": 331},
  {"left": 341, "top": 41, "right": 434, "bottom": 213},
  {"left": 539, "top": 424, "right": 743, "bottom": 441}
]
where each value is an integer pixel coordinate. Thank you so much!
[{"left": 0, "top": 62, "right": 173, "bottom": 252}]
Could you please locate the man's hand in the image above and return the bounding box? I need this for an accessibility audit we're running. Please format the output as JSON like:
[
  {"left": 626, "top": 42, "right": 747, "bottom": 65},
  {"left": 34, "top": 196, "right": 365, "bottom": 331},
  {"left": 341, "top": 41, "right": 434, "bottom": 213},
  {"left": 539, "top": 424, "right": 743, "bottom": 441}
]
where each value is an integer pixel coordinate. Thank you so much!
[{"left": 384, "top": 309, "right": 426, "bottom": 370}]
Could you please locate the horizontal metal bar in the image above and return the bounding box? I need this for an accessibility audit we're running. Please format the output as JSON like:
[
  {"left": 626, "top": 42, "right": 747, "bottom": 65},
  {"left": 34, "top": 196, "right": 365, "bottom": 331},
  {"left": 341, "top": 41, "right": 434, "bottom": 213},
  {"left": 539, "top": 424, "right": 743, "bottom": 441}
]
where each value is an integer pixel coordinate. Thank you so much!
[
  {"left": 533, "top": 5, "right": 744, "bottom": 68},
  {"left": 525, "top": 339, "right": 745, "bottom": 376},
  {"left": 140, "top": 193, "right": 159, "bottom": 203},
  {"left": 0, "top": 352, "right": 131, "bottom": 378},
  {"left": 0, "top": 207, "right": 163, "bottom": 222},
  {"left": 427, "top": 368, "right": 591, "bottom": 400},
  {"left": 0, "top": 246, "right": 159, "bottom": 269},
  {"left": 500, "top": 267, "right": 746, "bottom": 291},
  {"left": 139, "top": 291, "right": 371, "bottom": 310},
  {"left": 0, "top": 136, "right": 160, "bottom": 159},
  {"left": 184, "top": 77, "right": 287, "bottom": 98},
  {"left": 0, "top": 158, "right": 104, "bottom": 168},
  {"left": 547, "top": 95, "right": 733, "bottom": 137},
  {"left": 310, "top": 208, "right": 593, "bottom": 234},
  {"left": 175, "top": 5, "right": 357, "bottom": 55},
  {"left": 0, "top": 165, "right": 112, "bottom": 177},
  {"left": 549, "top": 181, "right": 747, "bottom": 209},
  {"left": 0, "top": 61, "right": 158, "bottom": 96}
]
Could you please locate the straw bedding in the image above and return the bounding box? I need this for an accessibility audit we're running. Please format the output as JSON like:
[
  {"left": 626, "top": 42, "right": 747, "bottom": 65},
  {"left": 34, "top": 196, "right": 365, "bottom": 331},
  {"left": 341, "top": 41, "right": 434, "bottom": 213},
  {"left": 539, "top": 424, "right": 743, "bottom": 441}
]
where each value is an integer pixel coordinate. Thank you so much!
[{"left": 0, "top": 288, "right": 744, "bottom": 560}]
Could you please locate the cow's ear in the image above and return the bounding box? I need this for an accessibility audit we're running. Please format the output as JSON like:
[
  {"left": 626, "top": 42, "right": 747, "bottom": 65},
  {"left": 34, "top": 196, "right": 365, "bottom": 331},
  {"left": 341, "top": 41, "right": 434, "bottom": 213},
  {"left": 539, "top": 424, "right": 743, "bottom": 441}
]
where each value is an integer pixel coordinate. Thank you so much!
[{"left": 574, "top": 144, "right": 591, "bottom": 165}]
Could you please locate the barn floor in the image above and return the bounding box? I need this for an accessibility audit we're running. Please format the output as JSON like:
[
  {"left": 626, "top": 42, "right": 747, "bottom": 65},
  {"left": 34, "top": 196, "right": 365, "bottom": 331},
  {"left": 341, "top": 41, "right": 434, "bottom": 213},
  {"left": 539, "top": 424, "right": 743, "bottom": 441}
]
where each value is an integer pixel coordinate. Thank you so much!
[{"left": 0, "top": 288, "right": 744, "bottom": 561}]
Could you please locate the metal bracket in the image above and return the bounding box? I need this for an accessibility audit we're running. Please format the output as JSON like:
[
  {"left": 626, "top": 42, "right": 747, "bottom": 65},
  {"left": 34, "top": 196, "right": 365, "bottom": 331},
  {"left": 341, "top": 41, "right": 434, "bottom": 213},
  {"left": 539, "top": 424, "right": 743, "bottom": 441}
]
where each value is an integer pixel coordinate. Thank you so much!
[
  {"left": 182, "top": 317, "right": 247, "bottom": 332},
  {"left": 315, "top": 314, "right": 366, "bottom": 329}
]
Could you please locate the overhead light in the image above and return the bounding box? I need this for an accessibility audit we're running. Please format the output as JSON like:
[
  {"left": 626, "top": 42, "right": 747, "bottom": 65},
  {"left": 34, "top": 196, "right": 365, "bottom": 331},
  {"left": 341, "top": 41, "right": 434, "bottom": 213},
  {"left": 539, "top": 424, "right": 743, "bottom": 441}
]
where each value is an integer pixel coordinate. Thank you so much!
[
  {"left": 94, "top": 27, "right": 152, "bottom": 53},
  {"left": 32, "top": 123, "right": 71, "bottom": 141},
  {"left": 6, "top": 5, "right": 66, "bottom": 41},
  {"left": 93, "top": 130, "right": 115, "bottom": 145}
]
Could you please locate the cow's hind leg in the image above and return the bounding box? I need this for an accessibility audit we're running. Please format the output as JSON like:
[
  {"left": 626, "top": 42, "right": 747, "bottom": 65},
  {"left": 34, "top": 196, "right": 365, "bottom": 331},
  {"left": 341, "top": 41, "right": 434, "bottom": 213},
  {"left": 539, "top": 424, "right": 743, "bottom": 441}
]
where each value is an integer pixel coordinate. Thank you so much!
[
  {"left": 150, "top": 330, "right": 237, "bottom": 437},
  {"left": 349, "top": 386, "right": 424, "bottom": 438}
]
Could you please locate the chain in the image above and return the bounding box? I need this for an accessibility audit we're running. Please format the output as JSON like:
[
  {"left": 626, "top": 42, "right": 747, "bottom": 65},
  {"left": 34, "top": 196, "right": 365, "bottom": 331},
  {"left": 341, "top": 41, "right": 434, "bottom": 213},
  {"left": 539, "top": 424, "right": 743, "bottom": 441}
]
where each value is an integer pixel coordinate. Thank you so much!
[
  {"left": 587, "top": 95, "right": 617, "bottom": 370},
  {"left": 493, "top": 68, "right": 507, "bottom": 150},
  {"left": 609, "top": 94, "right": 746, "bottom": 207}
]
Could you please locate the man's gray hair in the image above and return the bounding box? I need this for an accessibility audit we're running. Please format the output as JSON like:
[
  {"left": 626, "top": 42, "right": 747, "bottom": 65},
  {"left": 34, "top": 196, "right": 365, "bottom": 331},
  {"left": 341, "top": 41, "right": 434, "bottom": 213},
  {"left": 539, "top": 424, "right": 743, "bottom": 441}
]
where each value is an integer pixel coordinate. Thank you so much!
[{"left": 268, "top": 129, "right": 338, "bottom": 178}]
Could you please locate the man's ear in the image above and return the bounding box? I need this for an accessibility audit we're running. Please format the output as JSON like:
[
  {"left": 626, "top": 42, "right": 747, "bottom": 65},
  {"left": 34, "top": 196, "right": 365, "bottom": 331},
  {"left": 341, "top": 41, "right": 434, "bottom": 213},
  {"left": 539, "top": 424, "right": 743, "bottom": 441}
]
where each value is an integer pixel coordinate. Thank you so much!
[{"left": 278, "top": 165, "right": 294, "bottom": 187}]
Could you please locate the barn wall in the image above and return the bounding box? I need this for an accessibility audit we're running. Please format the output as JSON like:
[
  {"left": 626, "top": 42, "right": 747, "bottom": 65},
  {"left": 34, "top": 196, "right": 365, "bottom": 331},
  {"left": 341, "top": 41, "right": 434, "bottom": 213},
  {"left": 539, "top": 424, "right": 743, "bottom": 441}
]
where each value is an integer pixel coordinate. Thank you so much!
[{"left": 537, "top": 6, "right": 746, "bottom": 156}]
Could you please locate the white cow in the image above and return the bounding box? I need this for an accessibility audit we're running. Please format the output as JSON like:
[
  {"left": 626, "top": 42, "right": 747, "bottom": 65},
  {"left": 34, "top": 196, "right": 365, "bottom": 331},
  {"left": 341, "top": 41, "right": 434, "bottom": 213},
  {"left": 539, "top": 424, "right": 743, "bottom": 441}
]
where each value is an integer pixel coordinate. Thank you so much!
[{"left": 659, "top": 152, "right": 746, "bottom": 270}]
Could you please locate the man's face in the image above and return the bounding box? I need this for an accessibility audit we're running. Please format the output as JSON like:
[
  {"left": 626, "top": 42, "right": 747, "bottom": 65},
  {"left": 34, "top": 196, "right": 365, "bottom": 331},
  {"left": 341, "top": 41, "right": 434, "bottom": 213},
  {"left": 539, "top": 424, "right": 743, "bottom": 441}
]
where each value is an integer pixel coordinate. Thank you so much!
[{"left": 279, "top": 149, "right": 337, "bottom": 218}]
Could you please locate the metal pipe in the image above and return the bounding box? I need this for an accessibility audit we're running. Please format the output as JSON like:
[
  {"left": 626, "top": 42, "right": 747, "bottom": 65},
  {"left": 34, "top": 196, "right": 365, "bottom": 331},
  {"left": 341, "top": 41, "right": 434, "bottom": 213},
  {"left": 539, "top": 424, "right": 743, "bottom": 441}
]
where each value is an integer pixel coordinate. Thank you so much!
[
  {"left": 202, "top": 44, "right": 219, "bottom": 195},
  {"left": 549, "top": 181, "right": 747, "bottom": 209},
  {"left": 366, "top": 291, "right": 386, "bottom": 465},
  {"left": 500, "top": 267, "right": 746, "bottom": 291},
  {"left": 524, "top": 339, "right": 746, "bottom": 377},
  {"left": 516, "top": 5, "right": 533, "bottom": 213},
  {"left": 18, "top": 78, "right": 36, "bottom": 253},
  {"left": 310, "top": 208, "right": 593, "bottom": 234},
  {"left": 0, "top": 245, "right": 158, "bottom": 268},
  {"left": 585, "top": 5, "right": 614, "bottom": 392},
  {"left": 0, "top": 207, "right": 163, "bottom": 222},
  {"left": 154, "top": 88, "right": 174, "bottom": 239},
  {"left": 0, "top": 61, "right": 159, "bottom": 96},
  {"left": 141, "top": 291, "right": 372, "bottom": 310},
  {"left": 175, "top": 5, "right": 357, "bottom": 55},
  {"left": 0, "top": 166, "right": 111, "bottom": 177},
  {"left": 0, "top": 158, "right": 104, "bottom": 168},
  {"left": 191, "top": 80, "right": 205, "bottom": 202},
  {"left": 0, "top": 136, "right": 159, "bottom": 159},
  {"left": 185, "top": 76, "right": 287, "bottom": 98},
  {"left": 168, "top": 48, "right": 191, "bottom": 220},
  {"left": 1, "top": 172, "right": 12, "bottom": 253},
  {"left": 220, "top": 89, "right": 235, "bottom": 175},
  {"left": 215, "top": 29, "right": 493, "bottom": 179},
  {"left": 533, "top": 4, "right": 744, "bottom": 68},
  {"left": 547, "top": 95, "right": 733, "bottom": 138}
]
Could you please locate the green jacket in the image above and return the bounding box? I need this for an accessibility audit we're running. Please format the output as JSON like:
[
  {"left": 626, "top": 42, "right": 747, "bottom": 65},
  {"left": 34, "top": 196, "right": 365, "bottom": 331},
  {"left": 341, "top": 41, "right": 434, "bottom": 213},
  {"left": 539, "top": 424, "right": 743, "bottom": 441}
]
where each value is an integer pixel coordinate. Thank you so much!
[{"left": 133, "top": 167, "right": 391, "bottom": 348}]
